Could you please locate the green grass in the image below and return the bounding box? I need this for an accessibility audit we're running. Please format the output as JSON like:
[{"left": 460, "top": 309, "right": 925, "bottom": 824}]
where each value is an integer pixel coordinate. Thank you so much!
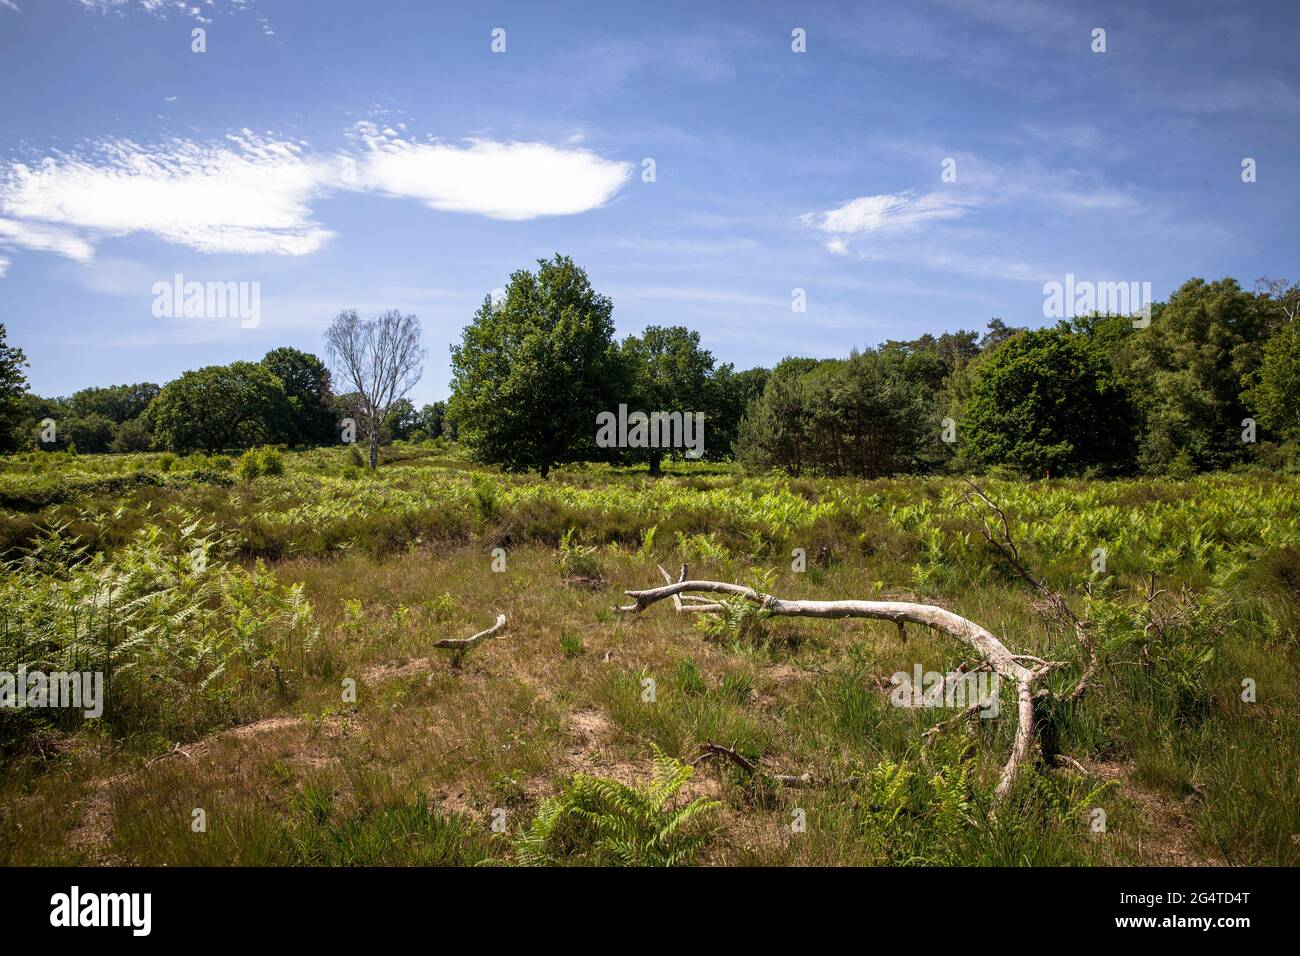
[{"left": 0, "top": 446, "right": 1296, "bottom": 866}]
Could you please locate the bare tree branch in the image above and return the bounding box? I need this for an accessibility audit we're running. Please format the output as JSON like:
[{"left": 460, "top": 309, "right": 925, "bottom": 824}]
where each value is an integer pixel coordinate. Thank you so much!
[
  {"left": 432, "top": 613, "right": 507, "bottom": 650},
  {"left": 958, "top": 478, "right": 1097, "bottom": 701},
  {"left": 615, "top": 571, "right": 1060, "bottom": 806},
  {"left": 324, "top": 308, "right": 427, "bottom": 468}
]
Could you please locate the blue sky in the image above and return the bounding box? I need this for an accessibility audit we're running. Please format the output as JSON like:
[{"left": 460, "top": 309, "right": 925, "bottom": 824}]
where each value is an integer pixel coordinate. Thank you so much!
[{"left": 0, "top": 0, "right": 1296, "bottom": 407}]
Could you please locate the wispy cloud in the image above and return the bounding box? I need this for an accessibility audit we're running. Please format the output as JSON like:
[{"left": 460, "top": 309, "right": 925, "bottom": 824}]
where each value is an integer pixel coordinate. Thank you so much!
[
  {"left": 803, "top": 191, "right": 976, "bottom": 239},
  {"left": 76, "top": 0, "right": 250, "bottom": 23},
  {"left": 0, "top": 126, "right": 632, "bottom": 272},
  {"left": 0, "top": 132, "right": 334, "bottom": 258},
  {"left": 0, "top": 217, "right": 96, "bottom": 262}
]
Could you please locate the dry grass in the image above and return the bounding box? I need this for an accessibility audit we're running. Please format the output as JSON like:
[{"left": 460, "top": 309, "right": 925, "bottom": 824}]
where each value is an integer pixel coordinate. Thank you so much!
[{"left": 2, "top": 535, "right": 1286, "bottom": 867}]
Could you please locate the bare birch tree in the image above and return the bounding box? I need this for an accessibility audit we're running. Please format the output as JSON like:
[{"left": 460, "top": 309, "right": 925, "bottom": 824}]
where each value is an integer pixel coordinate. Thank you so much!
[{"left": 324, "top": 308, "right": 426, "bottom": 468}]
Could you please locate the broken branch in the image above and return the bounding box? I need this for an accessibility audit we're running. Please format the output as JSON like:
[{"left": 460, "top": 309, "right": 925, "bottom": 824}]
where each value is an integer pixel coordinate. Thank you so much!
[
  {"left": 433, "top": 614, "right": 507, "bottom": 651},
  {"left": 619, "top": 572, "right": 1053, "bottom": 806}
]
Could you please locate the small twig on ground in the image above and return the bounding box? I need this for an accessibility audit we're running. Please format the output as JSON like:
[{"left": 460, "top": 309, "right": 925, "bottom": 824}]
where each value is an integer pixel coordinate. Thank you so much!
[{"left": 692, "top": 741, "right": 814, "bottom": 788}]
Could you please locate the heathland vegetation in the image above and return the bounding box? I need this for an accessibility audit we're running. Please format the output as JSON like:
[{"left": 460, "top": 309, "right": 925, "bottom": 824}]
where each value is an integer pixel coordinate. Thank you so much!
[{"left": 0, "top": 258, "right": 1296, "bottom": 866}]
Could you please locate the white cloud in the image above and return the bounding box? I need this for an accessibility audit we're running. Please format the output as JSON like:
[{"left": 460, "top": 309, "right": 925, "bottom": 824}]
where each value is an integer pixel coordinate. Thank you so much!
[
  {"left": 0, "top": 217, "right": 96, "bottom": 262},
  {"left": 77, "top": 0, "right": 244, "bottom": 21},
  {"left": 0, "top": 126, "right": 632, "bottom": 272},
  {"left": 0, "top": 1, "right": 19, "bottom": 13},
  {"left": 344, "top": 125, "right": 631, "bottom": 221},
  {"left": 0, "top": 132, "right": 334, "bottom": 258},
  {"left": 803, "top": 191, "right": 974, "bottom": 236},
  {"left": 0, "top": 256, "right": 8, "bottom": 277}
]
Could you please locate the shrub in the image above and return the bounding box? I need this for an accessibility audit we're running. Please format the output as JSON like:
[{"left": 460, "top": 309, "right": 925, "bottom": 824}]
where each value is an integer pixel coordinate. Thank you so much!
[
  {"left": 258, "top": 446, "right": 285, "bottom": 477},
  {"left": 513, "top": 746, "right": 719, "bottom": 866},
  {"left": 236, "top": 449, "right": 262, "bottom": 482},
  {"left": 557, "top": 527, "right": 604, "bottom": 585}
]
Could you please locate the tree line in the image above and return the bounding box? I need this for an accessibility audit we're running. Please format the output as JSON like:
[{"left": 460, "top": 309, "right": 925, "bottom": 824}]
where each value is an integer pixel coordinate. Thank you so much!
[
  {"left": 2, "top": 254, "right": 1297, "bottom": 478},
  {"left": 448, "top": 256, "right": 1299, "bottom": 478}
]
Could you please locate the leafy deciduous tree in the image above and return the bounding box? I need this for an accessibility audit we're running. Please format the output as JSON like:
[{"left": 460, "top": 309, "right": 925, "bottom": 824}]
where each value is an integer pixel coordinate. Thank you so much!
[
  {"left": 449, "top": 255, "right": 623, "bottom": 478},
  {"left": 961, "top": 327, "right": 1136, "bottom": 476},
  {"left": 261, "top": 347, "right": 336, "bottom": 446},
  {"left": 147, "top": 362, "right": 292, "bottom": 453}
]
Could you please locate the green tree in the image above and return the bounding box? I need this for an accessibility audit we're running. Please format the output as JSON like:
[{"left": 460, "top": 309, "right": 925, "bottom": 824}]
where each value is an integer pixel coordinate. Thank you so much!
[
  {"left": 961, "top": 327, "right": 1137, "bottom": 476},
  {"left": 0, "top": 323, "right": 29, "bottom": 452},
  {"left": 110, "top": 418, "right": 152, "bottom": 452},
  {"left": 412, "top": 401, "right": 447, "bottom": 441},
  {"left": 1118, "top": 278, "right": 1272, "bottom": 472},
  {"left": 261, "top": 347, "right": 335, "bottom": 446},
  {"left": 735, "top": 359, "right": 819, "bottom": 475},
  {"left": 449, "top": 255, "right": 624, "bottom": 478},
  {"left": 619, "top": 325, "right": 716, "bottom": 474},
  {"left": 382, "top": 397, "right": 420, "bottom": 441},
  {"left": 147, "top": 362, "right": 292, "bottom": 453},
  {"left": 737, "top": 351, "right": 928, "bottom": 477},
  {"left": 64, "top": 414, "right": 116, "bottom": 454},
  {"left": 1245, "top": 320, "right": 1300, "bottom": 439},
  {"left": 68, "top": 383, "right": 159, "bottom": 424},
  {"left": 707, "top": 365, "right": 769, "bottom": 460},
  {"left": 880, "top": 330, "right": 980, "bottom": 397}
]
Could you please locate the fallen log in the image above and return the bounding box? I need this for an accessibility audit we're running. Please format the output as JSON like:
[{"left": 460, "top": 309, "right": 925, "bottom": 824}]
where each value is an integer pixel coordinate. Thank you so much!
[
  {"left": 432, "top": 613, "right": 507, "bottom": 649},
  {"left": 616, "top": 568, "right": 1064, "bottom": 806}
]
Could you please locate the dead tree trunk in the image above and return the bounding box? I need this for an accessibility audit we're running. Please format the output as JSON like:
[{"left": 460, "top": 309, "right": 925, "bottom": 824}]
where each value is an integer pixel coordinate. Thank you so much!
[{"left": 615, "top": 566, "right": 1064, "bottom": 806}]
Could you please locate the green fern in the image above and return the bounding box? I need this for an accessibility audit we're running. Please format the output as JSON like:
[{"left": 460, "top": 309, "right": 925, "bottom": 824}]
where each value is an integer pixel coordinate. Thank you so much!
[{"left": 513, "top": 744, "right": 720, "bottom": 866}]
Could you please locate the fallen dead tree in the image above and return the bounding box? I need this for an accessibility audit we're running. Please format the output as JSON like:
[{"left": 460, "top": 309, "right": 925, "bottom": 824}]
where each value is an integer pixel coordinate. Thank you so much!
[
  {"left": 958, "top": 479, "right": 1097, "bottom": 702},
  {"left": 616, "top": 566, "right": 1065, "bottom": 806},
  {"left": 432, "top": 613, "right": 507, "bottom": 666}
]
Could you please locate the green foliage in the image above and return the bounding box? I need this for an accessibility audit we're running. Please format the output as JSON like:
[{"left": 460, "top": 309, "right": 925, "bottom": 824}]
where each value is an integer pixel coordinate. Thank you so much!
[
  {"left": 619, "top": 325, "right": 717, "bottom": 473},
  {"left": 1120, "top": 278, "right": 1272, "bottom": 472},
  {"left": 62, "top": 414, "right": 116, "bottom": 454},
  {"left": 148, "top": 361, "right": 292, "bottom": 453},
  {"left": 286, "top": 789, "right": 490, "bottom": 866},
  {"left": 110, "top": 418, "right": 152, "bottom": 452},
  {"left": 68, "top": 383, "right": 159, "bottom": 425},
  {"left": 449, "top": 255, "right": 625, "bottom": 478},
  {"left": 261, "top": 347, "right": 336, "bottom": 446},
  {"left": 1245, "top": 319, "right": 1300, "bottom": 439},
  {"left": 0, "top": 323, "right": 29, "bottom": 454},
  {"left": 697, "top": 595, "right": 769, "bottom": 646},
  {"left": 737, "top": 350, "right": 929, "bottom": 477},
  {"left": 706, "top": 365, "right": 769, "bottom": 461},
  {"left": 513, "top": 745, "right": 720, "bottom": 865},
  {"left": 559, "top": 630, "right": 583, "bottom": 658},
  {"left": 258, "top": 446, "right": 285, "bottom": 477},
  {"left": 557, "top": 527, "right": 603, "bottom": 583},
  {"left": 235, "top": 446, "right": 285, "bottom": 482},
  {"left": 411, "top": 401, "right": 448, "bottom": 442},
  {"left": 0, "top": 516, "right": 316, "bottom": 740},
  {"left": 962, "top": 327, "right": 1137, "bottom": 476},
  {"left": 382, "top": 398, "right": 419, "bottom": 442}
]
